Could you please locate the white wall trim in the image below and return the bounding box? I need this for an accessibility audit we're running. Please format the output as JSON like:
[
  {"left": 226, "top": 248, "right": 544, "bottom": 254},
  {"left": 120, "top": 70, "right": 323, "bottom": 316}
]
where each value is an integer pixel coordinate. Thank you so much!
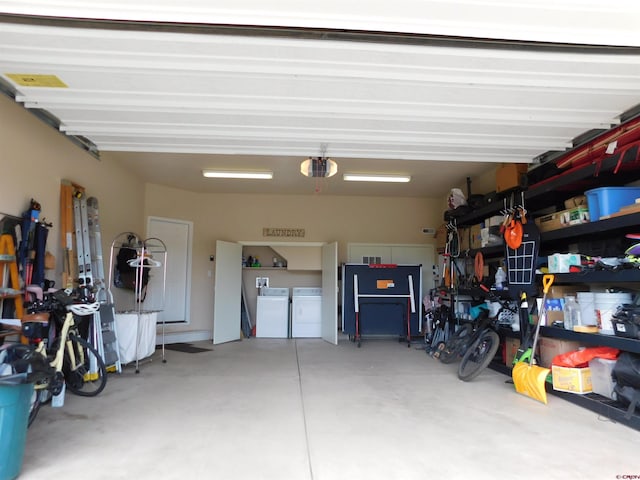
[{"left": 156, "top": 329, "right": 212, "bottom": 345}]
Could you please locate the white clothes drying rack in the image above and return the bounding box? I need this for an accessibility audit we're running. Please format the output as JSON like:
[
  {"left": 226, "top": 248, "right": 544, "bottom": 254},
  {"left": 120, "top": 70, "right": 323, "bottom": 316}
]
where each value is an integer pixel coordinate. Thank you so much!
[{"left": 108, "top": 232, "right": 167, "bottom": 373}]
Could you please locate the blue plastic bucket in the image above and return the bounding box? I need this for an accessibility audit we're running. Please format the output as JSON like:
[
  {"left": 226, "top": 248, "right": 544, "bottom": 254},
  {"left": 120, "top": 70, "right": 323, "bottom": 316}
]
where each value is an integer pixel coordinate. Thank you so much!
[{"left": 0, "top": 383, "right": 33, "bottom": 480}]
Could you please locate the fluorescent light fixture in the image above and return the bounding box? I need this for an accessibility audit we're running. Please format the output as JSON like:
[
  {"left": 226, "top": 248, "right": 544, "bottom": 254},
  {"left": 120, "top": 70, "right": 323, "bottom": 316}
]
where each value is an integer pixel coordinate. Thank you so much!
[
  {"left": 202, "top": 170, "right": 273, "bottom": 179},
  {"left": 343, "top": 174, "right": 411, "bottom": 183}
]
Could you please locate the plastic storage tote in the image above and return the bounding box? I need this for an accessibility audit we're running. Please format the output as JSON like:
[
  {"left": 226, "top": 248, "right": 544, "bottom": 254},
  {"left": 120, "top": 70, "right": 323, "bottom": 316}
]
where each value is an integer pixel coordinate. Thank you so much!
[
  {"left": 588, "top": 357, "right": 617, "bottom": 399},
  {"left": 585, "top": 186, "right": 640, "bottom": 221},
  {"left": 0, "top": 382, "right": 33, "bottom": 480}
]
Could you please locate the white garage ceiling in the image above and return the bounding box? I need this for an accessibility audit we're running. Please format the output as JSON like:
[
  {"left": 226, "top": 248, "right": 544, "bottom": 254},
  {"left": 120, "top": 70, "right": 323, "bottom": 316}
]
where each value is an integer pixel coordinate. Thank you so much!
[{"left": 1, "top": 1, "right": 640, "bottom": 197}]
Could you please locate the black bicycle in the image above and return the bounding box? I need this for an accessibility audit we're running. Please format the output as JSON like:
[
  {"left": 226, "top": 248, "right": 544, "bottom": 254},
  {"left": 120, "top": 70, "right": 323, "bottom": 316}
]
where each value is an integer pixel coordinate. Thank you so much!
[
  {"left": 457, "top": 312, "right": 502, "bottom": 381},
  {"left": 436, "top": 289, "right": 517, "bottom": 381}
]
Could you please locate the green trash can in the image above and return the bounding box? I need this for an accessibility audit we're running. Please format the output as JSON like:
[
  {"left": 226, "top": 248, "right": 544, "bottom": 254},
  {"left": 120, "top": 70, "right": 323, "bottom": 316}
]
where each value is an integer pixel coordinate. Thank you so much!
[{"left": 0, "top": 382, "right": 33, "bottom": 480}]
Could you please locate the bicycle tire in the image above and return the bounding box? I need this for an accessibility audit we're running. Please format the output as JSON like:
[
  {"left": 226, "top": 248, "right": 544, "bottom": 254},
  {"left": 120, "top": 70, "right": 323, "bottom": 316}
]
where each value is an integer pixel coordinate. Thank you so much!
[
  {"left": 457, "top": 329, "right": 500, "bottom": 382},
  {"left": 439, "top": 323, "right": 473, "bottom": 364},
  {"left": 64, "top": 334, "right": 108, "bottom": 397}
]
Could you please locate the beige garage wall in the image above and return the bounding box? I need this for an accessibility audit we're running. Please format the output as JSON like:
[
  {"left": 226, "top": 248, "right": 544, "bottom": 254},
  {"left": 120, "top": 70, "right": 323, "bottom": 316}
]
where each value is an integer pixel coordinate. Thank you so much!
[
  {"left": 1, "top": 92, "right": 447, "bottom": 340},
  {"left": 144, "top": 183, "right": 442, "bottom": 335},
  {"left": 0, "top": 95, "right": 145, "bottom": 291}
]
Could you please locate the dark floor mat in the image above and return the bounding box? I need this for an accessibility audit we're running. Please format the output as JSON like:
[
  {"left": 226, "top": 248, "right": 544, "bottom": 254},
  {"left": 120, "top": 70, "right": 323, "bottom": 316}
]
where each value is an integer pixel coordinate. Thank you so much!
[{"left": 161, "top": 343, "right": 212, "bottom": 354}]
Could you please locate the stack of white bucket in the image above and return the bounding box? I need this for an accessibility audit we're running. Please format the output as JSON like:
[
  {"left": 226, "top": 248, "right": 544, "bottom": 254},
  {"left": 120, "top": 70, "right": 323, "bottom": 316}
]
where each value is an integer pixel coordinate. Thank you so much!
[{"left": 577, "top": 291, "right": 633, "bottom": 334}]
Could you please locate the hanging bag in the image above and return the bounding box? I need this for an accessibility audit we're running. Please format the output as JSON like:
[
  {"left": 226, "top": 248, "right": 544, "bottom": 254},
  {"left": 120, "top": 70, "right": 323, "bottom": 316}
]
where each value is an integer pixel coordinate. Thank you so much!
[
  {"left": 114, "top": 238, "right": 150, "bottom": 301},
  {"left": 612, "top": 352, "right": 640, "bottom": 419}
]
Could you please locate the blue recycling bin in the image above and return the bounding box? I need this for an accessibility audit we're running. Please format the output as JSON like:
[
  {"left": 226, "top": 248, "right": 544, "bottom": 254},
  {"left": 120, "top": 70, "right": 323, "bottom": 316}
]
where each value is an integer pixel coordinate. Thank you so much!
[{"left": 0, "top": 382, "right": 33, "bottom": 480}]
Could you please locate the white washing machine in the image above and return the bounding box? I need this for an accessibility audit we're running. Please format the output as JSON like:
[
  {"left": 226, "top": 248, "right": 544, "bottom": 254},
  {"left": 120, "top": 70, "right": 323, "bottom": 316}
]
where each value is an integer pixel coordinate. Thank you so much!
[
  {"left": 256, "top": 287, "right": 290, "bottom": 338},
  {"left": 291, "top": 287, "right": 322, "bottom": 338}
]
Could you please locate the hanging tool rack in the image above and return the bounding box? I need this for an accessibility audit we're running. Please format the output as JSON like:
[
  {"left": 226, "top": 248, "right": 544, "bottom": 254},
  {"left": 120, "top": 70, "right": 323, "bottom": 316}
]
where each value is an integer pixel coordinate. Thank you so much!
[{"left": 108, "top": 232, "right": 167, "bottom": 373}]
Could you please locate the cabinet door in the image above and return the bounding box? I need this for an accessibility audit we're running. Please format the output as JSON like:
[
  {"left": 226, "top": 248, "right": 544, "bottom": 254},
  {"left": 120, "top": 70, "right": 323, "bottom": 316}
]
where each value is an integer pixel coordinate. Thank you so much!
[
  {"left": 213, "top": 240, "right": 242, "bottom": 344},
  {"left": 321, "top": 242, "right": 338, "bottom": 345}
]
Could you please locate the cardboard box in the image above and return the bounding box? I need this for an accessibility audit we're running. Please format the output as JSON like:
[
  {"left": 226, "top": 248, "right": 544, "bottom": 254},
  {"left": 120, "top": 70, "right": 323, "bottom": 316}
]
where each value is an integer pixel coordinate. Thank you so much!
[
  {"left": 552, "top": 365, "right": 592, "bottom": 394},
  {"left": 548, "top": 285, "right": 582, "bottom": 299},
  {"left": 564, "top": 195, "right": 587, "bottom": 209},
  {"left": 480, "top": 227, "right": 502, "bottom": 247},
  {"left": 496, "top": 163, "right": 527, "bottom": 193},
  {"left": 535, "top": 206, "right": 590, "bottom": 233},
  {"left": 535, "top": 212, "right": 563, "bottom": 233},
  {"left": 458, "top": 227, "right": 470, "bottom": 251},
  {"left": 562, "top": 206, "right": 590, "bottom": 225},
  {"left": 470, "top": 224, "right": 482, "bottom": 250},
  {"left": 543, "top": 298, "right": 565, "bottom": 325},
  {"left": 436, "top": 224, "right": 448, "bottom": 251},
  {"left": 543, "top": 286, "right": 582, "bottom": 324},
  {"left": 504, "top": 337, "right": 521, "bottom": 366},
  {"left": 538, "top": 337, "right": 582, "bottom": 368}
]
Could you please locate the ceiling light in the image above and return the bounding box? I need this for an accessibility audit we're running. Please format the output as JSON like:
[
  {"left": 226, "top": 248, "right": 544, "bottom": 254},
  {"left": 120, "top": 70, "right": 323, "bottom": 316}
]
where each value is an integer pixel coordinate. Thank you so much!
[
  {"left": 343, "top": 174, "right": 411, "bottom": 183},
  {"left": 202, "top": 170, "right": 273, "bottom": 179},
  {"left": 300, "top": 157, "right": 337, "bottom": 178}
]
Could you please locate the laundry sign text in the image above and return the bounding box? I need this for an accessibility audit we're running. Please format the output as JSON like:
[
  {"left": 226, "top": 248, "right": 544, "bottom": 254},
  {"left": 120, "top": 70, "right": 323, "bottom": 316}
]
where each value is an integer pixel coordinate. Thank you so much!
[{"left": 263, "top": 227, "right": 305, "bottom": 238}]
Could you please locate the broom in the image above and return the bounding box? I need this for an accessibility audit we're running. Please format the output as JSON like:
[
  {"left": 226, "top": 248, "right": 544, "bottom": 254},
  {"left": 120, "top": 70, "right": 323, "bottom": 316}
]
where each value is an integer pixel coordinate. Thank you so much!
[{"left": 512, "top": 274, "right": 554, "bottom": 404}]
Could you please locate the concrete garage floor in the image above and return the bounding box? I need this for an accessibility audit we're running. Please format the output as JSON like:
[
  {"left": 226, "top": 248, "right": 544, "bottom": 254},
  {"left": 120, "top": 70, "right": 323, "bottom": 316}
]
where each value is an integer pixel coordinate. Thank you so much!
[{"left": 22, "top": 336, "right": 639, "bottom": 480}]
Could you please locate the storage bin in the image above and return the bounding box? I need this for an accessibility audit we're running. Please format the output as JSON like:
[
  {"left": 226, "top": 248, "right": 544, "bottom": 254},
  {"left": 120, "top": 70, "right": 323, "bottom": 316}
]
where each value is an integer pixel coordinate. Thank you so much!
[
  {"left": 588, "top": 357, "right": 617, "bottom": 399},
  {"left": 0, "top": 382, "right": 33, "bottom": 480},
  {"left": 594, "top": 292, "right": 633, "bottom": 335},
  {"left": 585, "top": 186, "right": 640, "bottom": 221}
]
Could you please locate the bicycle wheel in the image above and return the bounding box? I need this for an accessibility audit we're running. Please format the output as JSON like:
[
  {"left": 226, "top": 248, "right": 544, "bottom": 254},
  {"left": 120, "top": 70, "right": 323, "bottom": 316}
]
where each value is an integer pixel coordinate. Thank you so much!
[
  {"left": 64, "top": 334, "right": 108, "bottom": 397},
  {"left": 457, "top": 329, "right": 500, "bottom": 382},
  {"left": 28, "top": 389, "right": 43, "bottom": 427},
  {"left": 438, "top": 323, "right": 473, "bottom": 364}
]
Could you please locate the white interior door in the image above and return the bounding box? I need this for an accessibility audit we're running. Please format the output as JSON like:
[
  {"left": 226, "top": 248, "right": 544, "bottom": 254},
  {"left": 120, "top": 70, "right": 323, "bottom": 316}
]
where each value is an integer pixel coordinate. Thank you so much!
[
  {"left": 146, "top": 217, "right": 192, "bottom": 323},
  {"left": 321, "top": 242, "right": 338, "bottom": 345},
  {"left": 213, "top": 240, "right": 242, "bottom": 344}
]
